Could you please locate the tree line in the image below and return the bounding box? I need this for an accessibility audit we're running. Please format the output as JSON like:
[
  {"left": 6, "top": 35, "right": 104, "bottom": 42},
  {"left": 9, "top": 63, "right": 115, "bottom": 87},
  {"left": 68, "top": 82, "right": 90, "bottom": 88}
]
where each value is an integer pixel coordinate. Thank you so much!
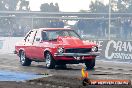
[
  {"left": 76, "top": 0, "right": 132, "bottom": 39},
  {"left": 0, "top": 0, "right": 132, "bottom": 39},
  {"left": 0, "top": 1, "right": 62, "bottom": 37}
]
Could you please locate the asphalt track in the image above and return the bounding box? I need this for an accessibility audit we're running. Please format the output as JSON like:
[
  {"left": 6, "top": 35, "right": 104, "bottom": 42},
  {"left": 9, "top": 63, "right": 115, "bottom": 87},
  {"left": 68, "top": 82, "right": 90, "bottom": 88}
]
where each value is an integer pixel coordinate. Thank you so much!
[{"left": 0, "top": 54, "right": 132, "bottom": 88}]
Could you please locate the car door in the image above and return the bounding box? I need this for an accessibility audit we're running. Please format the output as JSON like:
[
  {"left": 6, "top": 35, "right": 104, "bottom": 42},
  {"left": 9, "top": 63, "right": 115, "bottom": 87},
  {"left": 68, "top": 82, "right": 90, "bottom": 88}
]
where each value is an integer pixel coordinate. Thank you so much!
[
  {"left": 24, "top": 30, "right": 37, "bottom": 58},
  {"left": 32, "top": 30, "right": 44, "bottom": 59}
]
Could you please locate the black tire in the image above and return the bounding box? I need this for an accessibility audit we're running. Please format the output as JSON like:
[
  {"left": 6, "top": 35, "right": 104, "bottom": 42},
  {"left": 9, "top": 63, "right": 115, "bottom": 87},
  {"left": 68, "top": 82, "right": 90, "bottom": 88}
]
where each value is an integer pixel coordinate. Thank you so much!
[
  {"left": 45, "top": 52, "right": 56, "bottom": 69},
  {"left": 85, "top": 59, "right": 95, "bottom": 70},
  {"left": 19, "top": 51, "right": 31, "bottom": 66}
]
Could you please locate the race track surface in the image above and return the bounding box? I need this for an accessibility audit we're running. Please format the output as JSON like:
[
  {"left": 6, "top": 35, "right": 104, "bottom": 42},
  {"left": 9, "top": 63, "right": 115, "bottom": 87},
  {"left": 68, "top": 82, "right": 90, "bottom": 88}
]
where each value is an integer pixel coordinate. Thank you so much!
[{"left": 0, "top": 54, "right": 132, "bottom": 88}]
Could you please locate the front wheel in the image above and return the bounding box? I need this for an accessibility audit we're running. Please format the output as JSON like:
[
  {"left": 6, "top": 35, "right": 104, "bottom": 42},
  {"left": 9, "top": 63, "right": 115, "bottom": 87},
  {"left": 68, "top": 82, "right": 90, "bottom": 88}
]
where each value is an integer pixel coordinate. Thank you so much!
[
  {"left": 19, "top": 51, "right": 31, "bottom": 66},
  {"left": 45, "top": 52, "right": 56, "bottom": 69},
  {"left": 85, "top": 59, "right": 95, "bottom": 70}
]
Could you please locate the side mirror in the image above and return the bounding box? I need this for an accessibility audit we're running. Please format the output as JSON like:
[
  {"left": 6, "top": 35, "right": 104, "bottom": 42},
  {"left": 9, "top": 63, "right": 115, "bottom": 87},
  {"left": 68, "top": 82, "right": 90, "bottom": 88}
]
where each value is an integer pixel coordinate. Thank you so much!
[{"left": 36, "top": 37, "right": 40, "bottom": 41}]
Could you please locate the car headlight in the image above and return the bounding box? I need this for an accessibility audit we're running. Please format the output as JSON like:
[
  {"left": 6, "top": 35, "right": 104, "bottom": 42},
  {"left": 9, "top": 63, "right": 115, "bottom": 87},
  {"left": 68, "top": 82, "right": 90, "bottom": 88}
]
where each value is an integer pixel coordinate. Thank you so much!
[
  {"left": 57, "top": 47, "right": 64, "bottom": 54},
  {"left": 91, "top": 46, "right": 98, "bottom": 52}
]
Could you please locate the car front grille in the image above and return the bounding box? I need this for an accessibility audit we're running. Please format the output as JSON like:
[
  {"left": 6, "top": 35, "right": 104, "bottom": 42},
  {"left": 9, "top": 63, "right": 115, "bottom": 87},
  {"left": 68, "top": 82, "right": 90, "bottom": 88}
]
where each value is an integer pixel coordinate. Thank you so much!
[{"left": 65, "top": 48, "right": 91, "bottom": 53}]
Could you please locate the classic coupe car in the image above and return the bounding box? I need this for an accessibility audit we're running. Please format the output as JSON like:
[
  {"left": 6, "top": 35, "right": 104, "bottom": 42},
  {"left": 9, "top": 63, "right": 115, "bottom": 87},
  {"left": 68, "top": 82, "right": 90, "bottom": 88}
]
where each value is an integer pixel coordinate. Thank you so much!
[{"left": 15, "top": 28, "right": 99, "bottom": 69}]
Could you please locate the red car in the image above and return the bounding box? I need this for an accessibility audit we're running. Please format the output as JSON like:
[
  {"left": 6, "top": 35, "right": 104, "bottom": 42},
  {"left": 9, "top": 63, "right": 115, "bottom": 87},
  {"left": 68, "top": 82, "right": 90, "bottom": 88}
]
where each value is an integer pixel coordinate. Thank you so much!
[{"left": 15, "top": 28, "right": 99, "bottom": 69}]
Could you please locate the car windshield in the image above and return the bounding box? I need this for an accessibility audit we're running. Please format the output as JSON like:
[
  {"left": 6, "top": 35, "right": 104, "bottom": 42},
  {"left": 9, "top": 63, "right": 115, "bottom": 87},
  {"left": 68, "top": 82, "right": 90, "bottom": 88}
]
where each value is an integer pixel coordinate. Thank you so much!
[{"left": 42, "top": 30, "right": 81, "bottom": 41}]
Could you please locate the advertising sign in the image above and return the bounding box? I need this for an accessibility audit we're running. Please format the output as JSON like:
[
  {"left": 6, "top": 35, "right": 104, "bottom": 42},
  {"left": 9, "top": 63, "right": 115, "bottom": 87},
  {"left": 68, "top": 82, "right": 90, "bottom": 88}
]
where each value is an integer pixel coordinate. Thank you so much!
[{"left": 86, "top": 40, "right": 132, "bottom": 61}]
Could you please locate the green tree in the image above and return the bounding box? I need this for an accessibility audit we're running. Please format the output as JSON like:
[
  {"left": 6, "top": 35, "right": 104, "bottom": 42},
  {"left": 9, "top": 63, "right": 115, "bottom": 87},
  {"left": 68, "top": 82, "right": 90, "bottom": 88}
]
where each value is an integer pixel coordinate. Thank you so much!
[
  {"left": 35, "top": 2, "right": 63, "bottom": 28},
  {"left": 76, "top": 1, "right": 108, "bottom": 37},
  {"left": 0, "top": 0, "right": 31, "bottom": 36},
  {"left": 125, "top": 0, "right": 132, "bottom": 13},
  {"left": 40, "top": 2, "right": 59, "bottom": 12},
  {"left": 89, "top": 1, "right": 109, "bottom": 13},
  {"left": 0, "top": 1, "right": 7, "bottom": 11},
  {"left": 19, "top": 0, "right": 30, "bottom": 11},
  {"left": 112, "top": 0, "right": 132, "bottom": 39},
  {"left": 0, "top": 0, "right": 20, "bottom": 11},
  {"left": 40, "top": 3, "right": 49, "bottom": 12}
]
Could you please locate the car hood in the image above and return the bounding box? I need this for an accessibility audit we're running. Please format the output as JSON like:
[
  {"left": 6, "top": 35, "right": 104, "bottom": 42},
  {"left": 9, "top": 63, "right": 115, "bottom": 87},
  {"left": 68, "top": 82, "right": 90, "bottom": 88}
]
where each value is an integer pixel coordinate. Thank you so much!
[{"left": 57, "top": 36, "right": 96, "bottom": 48}]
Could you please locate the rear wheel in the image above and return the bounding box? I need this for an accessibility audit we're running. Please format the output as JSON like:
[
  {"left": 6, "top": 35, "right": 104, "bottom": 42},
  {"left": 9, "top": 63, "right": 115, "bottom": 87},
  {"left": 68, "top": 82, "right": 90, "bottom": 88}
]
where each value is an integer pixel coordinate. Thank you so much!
[
  {"left": 19, "top": 51, "right": 31, "bottom": 66},
  {"left": 85, "top": 59, "right": 95, "bottom": 70},
  {"left": 45, "top": 52, "right": 56, "bottom": 69}
]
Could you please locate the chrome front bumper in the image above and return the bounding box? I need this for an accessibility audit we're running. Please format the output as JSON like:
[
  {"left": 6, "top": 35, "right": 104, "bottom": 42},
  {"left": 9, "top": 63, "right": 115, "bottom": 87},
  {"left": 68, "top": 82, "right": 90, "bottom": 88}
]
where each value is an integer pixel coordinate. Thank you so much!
[{"left": 54, "top": 52, "right": 100, "bottom": 57}]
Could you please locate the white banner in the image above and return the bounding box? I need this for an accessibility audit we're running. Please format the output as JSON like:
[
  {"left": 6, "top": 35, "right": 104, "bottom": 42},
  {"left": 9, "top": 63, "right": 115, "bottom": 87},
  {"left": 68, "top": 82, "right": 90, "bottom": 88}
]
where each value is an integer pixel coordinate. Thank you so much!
[{"left": 87, "top": 40, "right": 132, "bottom": 61}]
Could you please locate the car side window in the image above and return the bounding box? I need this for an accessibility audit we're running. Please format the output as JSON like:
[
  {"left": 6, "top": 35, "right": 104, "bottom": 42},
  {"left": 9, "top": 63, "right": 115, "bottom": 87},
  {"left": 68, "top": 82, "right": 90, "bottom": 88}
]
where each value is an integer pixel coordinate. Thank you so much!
[
  {"left": 25, "top": 30, "right": 36, "bottom": 43},
  {"left": 42, "top": 32, "right": 48, "bottom": 41}
]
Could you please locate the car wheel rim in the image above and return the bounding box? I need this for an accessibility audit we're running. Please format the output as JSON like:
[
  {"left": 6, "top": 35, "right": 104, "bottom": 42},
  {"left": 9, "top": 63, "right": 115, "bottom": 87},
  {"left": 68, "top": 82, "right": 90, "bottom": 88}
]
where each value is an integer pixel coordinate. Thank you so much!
[
  {"left": 20, "top": 52, "right": 25, "bottom": 64},
  {"left": 46, "top": 54, "right": 51, "bottom": 67}
]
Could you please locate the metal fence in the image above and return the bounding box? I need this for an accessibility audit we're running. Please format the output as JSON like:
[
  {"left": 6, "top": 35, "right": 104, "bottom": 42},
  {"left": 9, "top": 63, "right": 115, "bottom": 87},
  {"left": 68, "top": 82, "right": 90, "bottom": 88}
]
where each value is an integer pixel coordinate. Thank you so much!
[
  {"left": 0, "top": 12, "right": 132, "bottom": 41},
  {"left": 0, "top": 12, "right": 132, "bottom": 62}
]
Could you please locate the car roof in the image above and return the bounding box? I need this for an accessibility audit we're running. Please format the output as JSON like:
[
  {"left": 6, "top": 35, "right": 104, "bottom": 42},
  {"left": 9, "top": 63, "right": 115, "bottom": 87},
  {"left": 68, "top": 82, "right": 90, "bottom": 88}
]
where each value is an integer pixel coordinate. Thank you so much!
[{"left": 33, "top": 28, "right": 72, "bottom": 31}]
